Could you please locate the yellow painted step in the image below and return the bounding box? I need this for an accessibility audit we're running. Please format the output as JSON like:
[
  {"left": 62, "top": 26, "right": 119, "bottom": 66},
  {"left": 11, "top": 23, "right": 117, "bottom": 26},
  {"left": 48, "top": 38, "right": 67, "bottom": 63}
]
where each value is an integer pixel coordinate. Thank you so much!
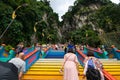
[
  {"left": 25, "top": 71, "right": 120, "bottom": 76},
  {"left": 28, "top": 69, "right": 84, "bottom": 72},
  {"left": 105, "top": 69, "right": 120, "bottom": 72},
  {"left": 23, "top": 73, "right": 120, "bottom": 80},
  {"left": 28, "top": 68, "right": 120, "bottom": 72},
  {"left": 23, "top": 75, "right": 63, "bottom": 80},
  {"left": 30, "top": 65, "right": 120, "bottom": 69},
  {"left": 23, "top": 74, "right": 120, "bottom": 80},
  {"left": 103, "top": 66, "right": 120, "bottom": 69},
  {"left": 34, "top": 63, "right": 120, "bottom": 66},
  {"left": 22, "top": 75, "right": 85, "bottom": 80},
  {"left": 30, "top": 65, "right": 83, "bottom": 69},
  {"left": 102, "top": 62, "right": 120, "bottom": 64},
  {"left": 23, "top": 59, "right": 120, "bottom": 80}
]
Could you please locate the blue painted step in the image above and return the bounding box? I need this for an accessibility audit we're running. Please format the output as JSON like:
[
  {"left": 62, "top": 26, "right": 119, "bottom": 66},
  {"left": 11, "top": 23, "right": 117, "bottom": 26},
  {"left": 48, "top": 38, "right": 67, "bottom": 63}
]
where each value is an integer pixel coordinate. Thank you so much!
[{"left": 46, "top": 50, "right": 65, "bottom": 58}]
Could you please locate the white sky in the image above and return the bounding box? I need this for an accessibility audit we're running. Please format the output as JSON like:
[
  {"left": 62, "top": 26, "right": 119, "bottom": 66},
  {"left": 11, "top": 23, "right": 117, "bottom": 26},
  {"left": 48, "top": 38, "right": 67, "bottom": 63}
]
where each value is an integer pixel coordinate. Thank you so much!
[
  {"left": 38, "top": 0, "right": 120, "bottom": 21},
  {"left": 48, "top": 0, "right": 76, "bottom": 21}
]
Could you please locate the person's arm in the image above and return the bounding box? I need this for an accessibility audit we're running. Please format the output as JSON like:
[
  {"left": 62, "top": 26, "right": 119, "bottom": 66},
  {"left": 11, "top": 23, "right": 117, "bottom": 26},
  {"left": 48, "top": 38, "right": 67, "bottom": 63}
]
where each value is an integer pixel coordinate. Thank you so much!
[
  {"left": 60, "top": 55, "right": 66, "bottom": 72},
  {"left": 19, "top": 62, "right": 26, "bottom": 80},
  {"left": 18, "top": 72, "right": 23, "bottom": 80},
  {"left": 83, "top": 57, "right": 88, "bottom": 64},
  {"left": 74, "top": 55, "right": 79, "bottom": 74},
  {"left": 76, "top": 63, "right": 80, "bottom": 75},
  {"left": 83, "top": 60, "right": 88, "bottom": 78}
]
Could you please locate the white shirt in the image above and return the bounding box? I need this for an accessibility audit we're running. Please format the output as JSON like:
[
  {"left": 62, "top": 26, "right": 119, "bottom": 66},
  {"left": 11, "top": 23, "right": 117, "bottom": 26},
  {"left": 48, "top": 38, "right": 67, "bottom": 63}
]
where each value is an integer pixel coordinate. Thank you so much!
[{"left": 9, "top": 58, "right": 26, "bottom": 73}]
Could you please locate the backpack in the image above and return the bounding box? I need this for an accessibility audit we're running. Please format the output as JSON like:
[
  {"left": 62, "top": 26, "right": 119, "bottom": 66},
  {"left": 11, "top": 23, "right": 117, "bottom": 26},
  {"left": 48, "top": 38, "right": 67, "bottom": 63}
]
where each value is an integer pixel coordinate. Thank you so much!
[
  {"left": 86, "top": 58, "right": 101, "bottom": 80},
  {"left": 86, "top": 68, "right": 101, "bottom": 80},
  {"left": 0, "top": 61, "right": 18, "bottom": 80},
  {"left": 88, "top": 58, "right": 95, "bottom": 69}
]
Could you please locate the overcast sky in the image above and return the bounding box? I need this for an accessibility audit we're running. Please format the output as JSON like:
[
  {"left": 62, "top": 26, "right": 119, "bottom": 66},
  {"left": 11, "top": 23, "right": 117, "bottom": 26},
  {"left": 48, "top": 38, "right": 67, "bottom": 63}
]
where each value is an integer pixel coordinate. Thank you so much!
[{"left": 48, "top": 0, "right": 76, "bottom": 21}]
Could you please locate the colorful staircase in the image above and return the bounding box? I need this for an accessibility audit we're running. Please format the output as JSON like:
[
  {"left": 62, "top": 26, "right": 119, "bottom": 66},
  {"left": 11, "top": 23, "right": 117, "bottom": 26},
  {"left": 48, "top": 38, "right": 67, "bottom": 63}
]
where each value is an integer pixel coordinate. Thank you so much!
[
  {"left": 22, "top": 58, "right": 120, "bottom": 80},
  {"left": 22, "top": 58, "right": 84, "bottom": 80}
]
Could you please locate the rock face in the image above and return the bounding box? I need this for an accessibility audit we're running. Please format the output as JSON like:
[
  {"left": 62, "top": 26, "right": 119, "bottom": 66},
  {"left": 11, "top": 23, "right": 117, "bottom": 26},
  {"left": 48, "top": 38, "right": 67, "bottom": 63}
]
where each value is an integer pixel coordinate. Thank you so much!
[
  {"left": 61, "top": 0, "right": 111, "bottom": 38},
  {"left": 62, "top": 4, "right": 100, "bottom": 32}
]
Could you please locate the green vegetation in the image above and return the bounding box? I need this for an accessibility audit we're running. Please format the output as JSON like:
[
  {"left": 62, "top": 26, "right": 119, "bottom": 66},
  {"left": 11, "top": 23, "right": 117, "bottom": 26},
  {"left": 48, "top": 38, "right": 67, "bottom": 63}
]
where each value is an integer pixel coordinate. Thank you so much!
[
  {"left": 0, "top": 0, "right": 119, "bottom": 48},
  {"left": 62, "top": 0, "right": 120, "bottom": 47},
  {"left": 0, "top": 0, "right": 60, "bottom": 47}
]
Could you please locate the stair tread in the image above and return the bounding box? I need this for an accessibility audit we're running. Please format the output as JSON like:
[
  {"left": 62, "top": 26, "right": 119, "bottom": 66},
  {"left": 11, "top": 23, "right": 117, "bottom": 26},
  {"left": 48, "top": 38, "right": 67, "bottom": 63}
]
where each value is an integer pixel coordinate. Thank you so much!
[
  {"left": 22, "top": 76, "right": 83, "bottom": 80},
  {"left": 23, "top": 58, "right": 120, "bottom": 80},
  {"left": 29, "top": 68, "right": 120, "bottom": 71},
  {"left": 33, "top": 63, "right": 120, "bottom": 66},
  {"left": 25, "top": 71, "right": 120, "bottom": 75},
  {"left": 30, "top": 66, "right": 83, "bottom": 69}
]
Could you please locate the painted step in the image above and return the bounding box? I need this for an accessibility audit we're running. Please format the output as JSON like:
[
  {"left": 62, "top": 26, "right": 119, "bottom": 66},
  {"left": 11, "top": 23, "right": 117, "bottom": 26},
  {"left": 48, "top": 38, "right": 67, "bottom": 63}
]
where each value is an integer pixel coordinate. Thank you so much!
[
  {"left": 23, "top": 75, "right": 84, "bottom": 80},
  {"left": 23, "top": 58, "right": 120, "bottom": 80}
]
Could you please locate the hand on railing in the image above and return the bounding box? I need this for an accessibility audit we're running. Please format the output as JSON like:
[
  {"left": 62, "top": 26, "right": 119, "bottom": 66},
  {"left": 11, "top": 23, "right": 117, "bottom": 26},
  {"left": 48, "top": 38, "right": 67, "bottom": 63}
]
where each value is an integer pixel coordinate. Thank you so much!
[
  {"left": 59, "top": 68, "right": 63, "bottom": 73},
  {"left": 82, "top": 74, "right": 86, "bottom": 80},
  {"left": 116, "top": 50, "right": 120, "bottom": 52},
  {"left": 78, "top": 72, "right": 80, "bottom": 76}
]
